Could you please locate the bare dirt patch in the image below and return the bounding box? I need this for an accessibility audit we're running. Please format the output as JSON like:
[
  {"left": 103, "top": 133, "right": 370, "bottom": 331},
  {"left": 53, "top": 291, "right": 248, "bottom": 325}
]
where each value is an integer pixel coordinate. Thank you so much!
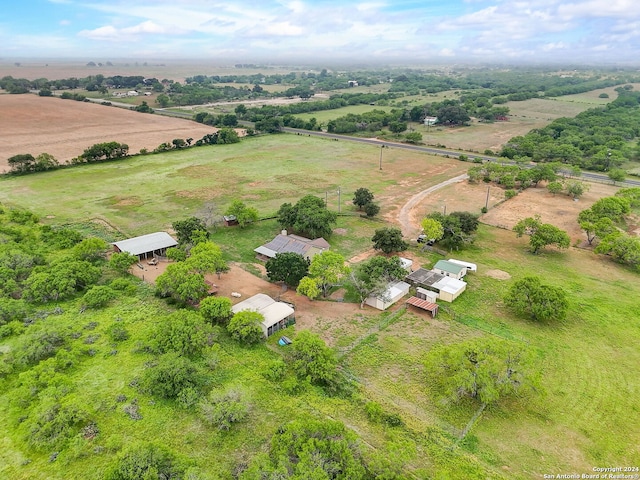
[
  {"left": 0, "top": 94, "right": 220, "bottom": 171},
  {"left": 481, "top": 182, "right": 620, "bottom": 243},
  {"left": 129, "top": 261, "right": 374, "bottom": 344},
  {"left": 401, "top": 178, "right": 619, "bottom": 244},
  {"left": 484, "top": 269, "right": 511, "bottom": 280}
]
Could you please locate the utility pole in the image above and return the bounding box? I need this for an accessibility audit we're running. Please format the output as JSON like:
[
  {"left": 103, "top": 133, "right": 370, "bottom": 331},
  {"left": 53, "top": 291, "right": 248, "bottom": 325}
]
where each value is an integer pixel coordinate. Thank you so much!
[
  {"left": 485, "top": 185, "right": 490, "bottom": 210},
  {"left": 379, "top": 145, "right": 383, "bottom": 170}
]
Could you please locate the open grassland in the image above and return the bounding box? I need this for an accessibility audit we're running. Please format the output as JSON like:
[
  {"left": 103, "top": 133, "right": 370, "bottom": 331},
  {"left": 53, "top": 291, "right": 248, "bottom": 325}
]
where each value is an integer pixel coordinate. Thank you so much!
[
  {"left": 2, "top": 131, "right": 638, "bottom": 478},
  {"left": 292, "top": 104, "right": 394, "bottom": 123},
  {"left": 412, "top": 95, "right": 614, "bottom": 153},
  {"left": 0, "top": 134, "right": 466, "bottom": 237}
]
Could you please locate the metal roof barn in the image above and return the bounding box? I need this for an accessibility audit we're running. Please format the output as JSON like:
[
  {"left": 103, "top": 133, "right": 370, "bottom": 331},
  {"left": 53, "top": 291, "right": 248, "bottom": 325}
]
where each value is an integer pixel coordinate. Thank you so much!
[{"left": 112, "top": 232, "right": 178, "bottom": 259}]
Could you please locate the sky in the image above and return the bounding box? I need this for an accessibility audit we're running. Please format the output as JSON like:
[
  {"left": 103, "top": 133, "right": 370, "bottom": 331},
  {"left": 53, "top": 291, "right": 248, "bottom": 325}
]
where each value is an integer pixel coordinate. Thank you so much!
[{"left": 2, "top": 0, "right": 640, "bottom": 64}]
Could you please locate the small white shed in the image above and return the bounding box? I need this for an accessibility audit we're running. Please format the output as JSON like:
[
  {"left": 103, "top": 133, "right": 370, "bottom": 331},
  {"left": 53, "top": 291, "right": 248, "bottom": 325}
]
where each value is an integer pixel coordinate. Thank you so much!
[
  {"left": 399, "top": 257, "right": 413, "bottom": 272},
  {"left": 448, "top": 259, "right": 477, "bottom": 273},
  {"left": 365, "top": 281, "right": 411, "bottom": 311},
  {"left": 432, "top": 277, "right": 466, "bottom": 302}
]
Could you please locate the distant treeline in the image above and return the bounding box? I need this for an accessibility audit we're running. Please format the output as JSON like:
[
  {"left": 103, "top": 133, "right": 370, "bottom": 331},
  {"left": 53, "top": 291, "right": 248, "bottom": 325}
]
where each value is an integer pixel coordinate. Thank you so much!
[
  {"left": 501, "top": 88, "right": 640, "bottom": 171},
  {"left": 4, "top": 130, "right": 241, "bottom": 176}
]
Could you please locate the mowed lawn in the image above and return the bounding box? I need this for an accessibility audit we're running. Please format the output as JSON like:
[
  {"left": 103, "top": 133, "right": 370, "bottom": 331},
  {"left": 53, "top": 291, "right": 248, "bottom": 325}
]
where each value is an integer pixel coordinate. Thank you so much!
[
  {"left": 0, "top": 134, "right": 463, "bottom": 237},
  {"left": 342, "top": 226, "right": 640, "bottom": 478}
]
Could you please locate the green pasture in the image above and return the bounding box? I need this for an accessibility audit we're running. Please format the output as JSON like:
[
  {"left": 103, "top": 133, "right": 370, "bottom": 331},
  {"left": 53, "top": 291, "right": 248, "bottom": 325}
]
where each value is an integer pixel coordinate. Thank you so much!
[
  {"left": 0, "top": 271, "right": 496, "bottom": 480},
  {"left": 344, "top": 225, "right": 640, "bottom": 478},
  {"left": 291, "top": 104, "right": 394, "bottom": 123},
  {"left": 2, "top": 133, "right": 640, "bottom": 478},
  {"left": 0, "top": 134, "right": 461, "bottom": 237}
]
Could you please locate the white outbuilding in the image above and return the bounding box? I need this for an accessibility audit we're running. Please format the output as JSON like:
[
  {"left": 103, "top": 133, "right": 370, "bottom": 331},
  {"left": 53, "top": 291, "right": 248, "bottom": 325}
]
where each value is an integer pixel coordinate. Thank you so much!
[
  {"left": 365, "top": 281, "right": 411, "bottom": 311},
  {"left": 231, "top": 293, "right": 295, "bottom": 337},
  {"left": 447, "top": 259, "right": 477, "bottom": 272}
]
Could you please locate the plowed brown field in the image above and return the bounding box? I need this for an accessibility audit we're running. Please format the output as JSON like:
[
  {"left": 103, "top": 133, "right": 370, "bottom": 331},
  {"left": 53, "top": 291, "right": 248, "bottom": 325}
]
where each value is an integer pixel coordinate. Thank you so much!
[{"left": 0, "top": 94, "right": 221, "bottom": 172}]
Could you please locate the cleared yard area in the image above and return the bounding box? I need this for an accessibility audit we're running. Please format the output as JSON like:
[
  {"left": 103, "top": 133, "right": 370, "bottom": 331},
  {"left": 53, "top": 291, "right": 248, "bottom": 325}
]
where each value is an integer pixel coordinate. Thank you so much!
[{"left": 405, "top": 178, "right": 621, "bottom": 244}]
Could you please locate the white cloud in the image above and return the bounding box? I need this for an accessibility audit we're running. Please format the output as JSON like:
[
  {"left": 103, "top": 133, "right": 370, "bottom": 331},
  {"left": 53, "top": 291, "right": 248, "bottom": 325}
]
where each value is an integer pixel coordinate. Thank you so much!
[
  {"left": 557, "top": 0, "right": 640, "bottom": 19},
  {"left": 6, "top": 0, "right": 640, "bottom": 62},
  {"left": 79, "top": 25, "right": 119, "bottom": 40},
  {"left": 262, "top": 22, "right": 304, "bottom": 36},
  {"left": 122, "top": 20, "right": 169, "bottom": 35}
]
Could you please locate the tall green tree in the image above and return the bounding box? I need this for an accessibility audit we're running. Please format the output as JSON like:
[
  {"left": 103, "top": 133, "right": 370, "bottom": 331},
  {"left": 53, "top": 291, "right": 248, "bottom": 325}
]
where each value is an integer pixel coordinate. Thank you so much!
[
  {"left": 72, "top": 237, "right": 108, "bottom": 263},
  {"left": 513, "top": 216, "right": 570, "bottom": 254},
  {"left": 109, "top": 251, "right": 138, "bottom": 273},
  {"left": 424, "top": 338, "right": 539, "bottom": 405},
  {"left": 504, "top": 276, "right": 569, "bottom": 321},
  {"left": 288, "top": 331, "right": 338, "bottom": 386},
  {"left": 155, "top": 262, "right": 208, "bottom": 305},
  {"left": 437, "top": 105, "right": 470, "bottom": 126},
  {"left": 352, "top": 188, "right": 374, "bottom": 210},
  {"left": 420, "top": 217, "right": 444, "bottom": 243},
  {"left": 265, "top": 252, "right": 309, "bottom": 286},
  {"left": 199, "top": 296, "right": 233, "bottom": 325},
  {"left": 296, "top": 276, "right": 321, "bottom": 300},
  {"left": 595, "top": 232, "right": 640, "bottom": 269},
  {"left": 307, "top": 251, "right": 349, "bottom": 297},
  {"left": 371, "top": 227, "right": 408, "bottom": 254},
  {"left": 589, "top": 196, "right": 631, "bottom": 222},
  {"left": 227, "top": 311, "right": 265, "bottom": 344},
  {"left": 140, "top": 352, "right": 207, "bottom": 399},
  {"left": 277, "top": 195, "right": 337, "bottom": 239},
  {"left": 608, "top": 168, "right": 627, "bottom": 185},
  {"left": 349, "top": 256, "right": 408, "bottom": 308},
  {"left": 425, "top": 211, "right": 478, "bottom": 250},
  {"left": 224, "top": 200, "right": 259, "bottom": 228},
  {"left": 578, "top": 209, "right": 615, "bottom": 245},
  {"left": 186, "top": 241, "right": 227, "bottom": 277},
  {"left": 172, "top": 217, "right": 209, "bottom": 245},
  {"left": 149, "top": 310, "right": 211, "bottom": 357}
]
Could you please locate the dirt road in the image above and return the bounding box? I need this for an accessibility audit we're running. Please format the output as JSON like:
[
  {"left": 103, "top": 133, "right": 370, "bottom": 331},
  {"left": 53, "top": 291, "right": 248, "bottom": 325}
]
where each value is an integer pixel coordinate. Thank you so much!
[{"left": 397, "top": 173, "right": 469, "bottom": 238}]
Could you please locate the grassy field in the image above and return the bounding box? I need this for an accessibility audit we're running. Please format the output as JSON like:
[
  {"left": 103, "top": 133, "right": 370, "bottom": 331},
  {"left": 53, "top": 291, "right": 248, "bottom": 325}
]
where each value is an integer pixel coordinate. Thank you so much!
[
  {"left": 292, "top": 104, "right": 394, "bottom": 124},
  {"left": 1, "top": 132, "right": 639, "bottom": 479},
  {"left": 0, "top": 134, "right": 463, "bottom": 237},
  {"left": 340, "top": 226, "right": 640, "bottom": 478},
  {"left": 409, "top": 95, "right": 615, "bottom": 153}
]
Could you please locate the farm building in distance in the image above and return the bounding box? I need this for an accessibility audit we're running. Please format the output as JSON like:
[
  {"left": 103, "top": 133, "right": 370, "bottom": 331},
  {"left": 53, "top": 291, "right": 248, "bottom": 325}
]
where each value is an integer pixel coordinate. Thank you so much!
[
  {"left": 231, "top": 293, "right": 295, "bottom": 337},
  {"left": 112, "top": 232, "right": 178, "bottom": 260},
  {"left": 223, "top": 215, "right": 238, "bottom": 226},
  {"left": 254, "top": 231, "right": 330, "bottom": 261},
  {"left": 365, "top": 281, "right": 411, "bottom": 311}
]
